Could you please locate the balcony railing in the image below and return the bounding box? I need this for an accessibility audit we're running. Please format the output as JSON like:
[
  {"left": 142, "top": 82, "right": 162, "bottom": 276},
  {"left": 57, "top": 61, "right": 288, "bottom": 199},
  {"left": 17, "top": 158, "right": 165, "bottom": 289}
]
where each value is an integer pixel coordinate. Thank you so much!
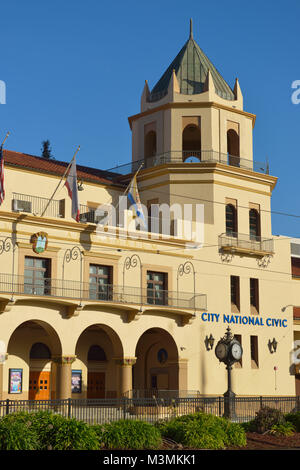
[
  {"left": 0, "top": 274, "right": 207, "bottom": 311},
  {"left": 12, "top": 193, "right": 64, "bottom": 218},
  {"left": 107, "top": 150, "right": 269, "bottom": 176},
  {"left": 219, "top": 232, "right": 274, "bottom": 255}
]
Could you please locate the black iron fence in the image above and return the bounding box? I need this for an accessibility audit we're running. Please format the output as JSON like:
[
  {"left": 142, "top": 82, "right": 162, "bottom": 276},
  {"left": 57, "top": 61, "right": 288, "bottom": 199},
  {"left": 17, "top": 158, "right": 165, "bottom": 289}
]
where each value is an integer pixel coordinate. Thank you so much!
[{"left": 1, "top": 396, "right": 299, "bottom": 424}]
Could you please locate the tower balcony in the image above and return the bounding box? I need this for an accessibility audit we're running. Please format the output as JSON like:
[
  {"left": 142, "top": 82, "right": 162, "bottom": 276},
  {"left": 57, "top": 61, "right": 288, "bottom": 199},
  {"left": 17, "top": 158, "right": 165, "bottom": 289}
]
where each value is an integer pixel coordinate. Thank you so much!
[
  {"left": 107, "top": 150, "right": 269, "bottom": 176},
  {"left": 219, "top": 232, "right": 274, "bottom": 257}
]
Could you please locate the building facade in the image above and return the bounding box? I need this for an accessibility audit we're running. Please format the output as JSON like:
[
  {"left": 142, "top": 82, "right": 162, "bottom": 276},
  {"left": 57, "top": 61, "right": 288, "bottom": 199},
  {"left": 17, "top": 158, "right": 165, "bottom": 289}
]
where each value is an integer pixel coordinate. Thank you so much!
[{"left": 0, "top": 24, "right": 300, "bottom": 400}]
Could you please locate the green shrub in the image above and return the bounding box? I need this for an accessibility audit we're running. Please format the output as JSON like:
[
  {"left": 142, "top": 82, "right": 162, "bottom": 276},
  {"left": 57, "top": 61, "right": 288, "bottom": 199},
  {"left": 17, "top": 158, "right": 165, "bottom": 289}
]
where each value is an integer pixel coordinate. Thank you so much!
[
  {"left": 252, "top": 406, "right": 285, "bottom": 434},
  {"left": 156, "top": 412, "right": 246, "bottom": 450},
  {"left": 30, "top": 411, "right": 99, "bottom": 450},
  {"left": 285, "top": 412, "right": 300, "bottom": 432},
  {"left": 0, "top": 412, "right": 40, "bottom": 450},
  {"left": 94, "top": 419, "right": 162, "bottom": 450},
  {"left": 270, "top": 422, "right": 295, "bottom": 436},
  {"left": 0, "top": 411, "right": 99, "bottom": 450}
]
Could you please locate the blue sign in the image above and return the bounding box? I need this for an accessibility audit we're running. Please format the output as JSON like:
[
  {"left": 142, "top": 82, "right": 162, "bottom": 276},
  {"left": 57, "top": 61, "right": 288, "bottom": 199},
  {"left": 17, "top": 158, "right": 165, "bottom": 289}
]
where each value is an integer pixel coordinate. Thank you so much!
[{"left": 200, "top": 313, "right": 287, "bottom": 328}]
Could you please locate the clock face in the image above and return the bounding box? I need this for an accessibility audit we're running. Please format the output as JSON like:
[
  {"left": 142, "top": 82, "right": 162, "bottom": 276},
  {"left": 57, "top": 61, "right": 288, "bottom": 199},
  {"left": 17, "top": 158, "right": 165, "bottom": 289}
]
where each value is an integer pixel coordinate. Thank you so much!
[
  {"left": 231, "top": 342, "right": 242, "bottom": 360},
  {"left": 215, "top": 342, "right": 227, "bottom": 360}
]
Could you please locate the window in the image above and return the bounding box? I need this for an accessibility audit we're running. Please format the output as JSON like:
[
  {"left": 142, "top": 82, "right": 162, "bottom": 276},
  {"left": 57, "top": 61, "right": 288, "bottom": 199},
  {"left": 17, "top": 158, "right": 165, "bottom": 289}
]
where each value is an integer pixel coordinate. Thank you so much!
[
  {"left": 291, "top": 257, "right": 300, "bottom": 278},
  {"left": 24, "top": 257, "right": 51, "bottom": 295},
  {"left": 250, "top": 278, "right": 259, "bottom": 314},
  {"left": 227, "top": 129, "right": 240, "bottom": 166},
  {"left": 30, "top": 343, "right": 51, "bottom": 359},
  {"left": 87, "top": 345, "right": 107, "bottom": 361},
  {"left": 230, "top": 276, "right": 240, "bottom": 312},
  {"left": 144, "top": 130, "right": 157, "bottom": 159},
  {"left": 182, "top": 124, "right": 201, "bottom": 161},
  {"left": 147, "top": 271, "right": 167, "bottom": 305},
  {"left": 250, "top": 335, "right": 259, "bottom": 368},
  {"left": 89, "top": 264, "right": 112, "bottom": 300},
  {"left": 249, "top": 209, "right": 260, "bottom": 240},
  {"left": 226, "top": 204, "right": 237, "bottom": 236}
]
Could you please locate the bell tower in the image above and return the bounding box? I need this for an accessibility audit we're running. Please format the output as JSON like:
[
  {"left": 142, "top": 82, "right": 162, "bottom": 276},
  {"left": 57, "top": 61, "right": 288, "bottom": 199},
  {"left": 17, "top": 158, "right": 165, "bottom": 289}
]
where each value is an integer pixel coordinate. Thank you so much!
[{"left": 129, "top": 19, "right": 258, "bottom": 172}]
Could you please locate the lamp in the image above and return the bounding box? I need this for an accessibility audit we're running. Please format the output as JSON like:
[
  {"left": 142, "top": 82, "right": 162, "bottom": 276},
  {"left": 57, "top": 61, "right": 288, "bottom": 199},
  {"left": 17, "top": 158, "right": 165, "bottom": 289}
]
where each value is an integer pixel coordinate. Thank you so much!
[
  {"left": 268, "top": 338, "right": 278, "bottom": 354},
  {"left": 205, "top": 334, "right": 215, "bottom": 351},
  {"left": 77, "top": 180, "right": 84, "bottom": 191}
]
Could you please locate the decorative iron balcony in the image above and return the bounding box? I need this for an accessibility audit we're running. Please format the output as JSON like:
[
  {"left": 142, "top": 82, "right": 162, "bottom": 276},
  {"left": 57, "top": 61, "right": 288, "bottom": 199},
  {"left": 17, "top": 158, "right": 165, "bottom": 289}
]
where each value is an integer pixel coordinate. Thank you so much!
[
  {"left": 219, "top": 232, "right": 274, "bottom": 256},
  {"left": 0, "top": 274, "right": 207, "bottom": 311},
  {"left": 12, "top": 193, "right": 65, "bottom": 218},
  {"left": 107, "top": 150, "right": 269, "bottom": 176}
]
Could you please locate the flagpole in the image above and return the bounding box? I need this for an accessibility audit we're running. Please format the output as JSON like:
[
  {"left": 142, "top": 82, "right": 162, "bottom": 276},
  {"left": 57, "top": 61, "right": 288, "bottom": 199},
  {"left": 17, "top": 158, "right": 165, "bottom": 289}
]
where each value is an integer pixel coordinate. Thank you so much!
[
  {"left": 40, "top": 145, "right": 80, "bottom": 217},
  {"left": 0, "top": 131, "right": 10, "bottom": 148}
]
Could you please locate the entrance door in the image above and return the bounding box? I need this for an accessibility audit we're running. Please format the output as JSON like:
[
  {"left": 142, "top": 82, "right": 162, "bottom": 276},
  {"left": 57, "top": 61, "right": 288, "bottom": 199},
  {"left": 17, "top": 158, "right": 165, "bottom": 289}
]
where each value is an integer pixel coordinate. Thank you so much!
[
  {"left": 87, "top": 372, "right": 105, "bottom": 398},
  {"left": 29, "top": 371, "right": 51, "bottom": 400}
]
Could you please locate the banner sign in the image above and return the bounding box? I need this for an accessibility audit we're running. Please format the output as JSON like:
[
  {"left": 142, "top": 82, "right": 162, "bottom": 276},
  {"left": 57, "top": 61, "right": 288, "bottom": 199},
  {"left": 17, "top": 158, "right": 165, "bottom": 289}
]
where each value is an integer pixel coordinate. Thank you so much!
[{"left": 200, "top": 312, "right": 287, "bottom": 328}]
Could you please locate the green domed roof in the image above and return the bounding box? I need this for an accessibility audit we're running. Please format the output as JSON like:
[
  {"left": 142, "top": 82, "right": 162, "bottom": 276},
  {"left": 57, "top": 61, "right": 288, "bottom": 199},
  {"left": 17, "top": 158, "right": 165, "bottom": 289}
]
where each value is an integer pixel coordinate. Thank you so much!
[{"left": 149, "top": 21, "right": 235, "bottom": 102}]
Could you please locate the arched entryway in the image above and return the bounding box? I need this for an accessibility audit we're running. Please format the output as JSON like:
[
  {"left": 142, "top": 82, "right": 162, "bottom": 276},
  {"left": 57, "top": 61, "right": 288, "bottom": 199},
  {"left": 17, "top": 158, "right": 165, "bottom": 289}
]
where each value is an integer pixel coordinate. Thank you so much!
[
  {"left": 7, "top": 320, "right": 62, "bottom": 400},
  {"left": 75, "top": 324, "right": 123, "bottom": 399},
  {"left": 182, "top": 124, "right": 201, "bottom": 161},
  {"left": 227, "top": 129, "right": 240, "bottom": 166},
  {"left": 134, "top": 328, "right": 180, "bottom": 394}
]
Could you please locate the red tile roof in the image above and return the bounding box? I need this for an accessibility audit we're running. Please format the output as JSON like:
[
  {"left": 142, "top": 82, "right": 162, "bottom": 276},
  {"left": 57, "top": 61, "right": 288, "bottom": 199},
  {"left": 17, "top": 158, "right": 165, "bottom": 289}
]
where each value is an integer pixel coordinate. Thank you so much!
[{"left": 3, "top": 149, "right": 121, "bottom": 186}]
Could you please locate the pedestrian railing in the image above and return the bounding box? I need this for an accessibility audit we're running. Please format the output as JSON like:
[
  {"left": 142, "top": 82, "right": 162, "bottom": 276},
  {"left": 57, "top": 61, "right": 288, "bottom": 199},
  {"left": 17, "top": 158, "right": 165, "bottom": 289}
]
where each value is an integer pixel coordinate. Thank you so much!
[{"left": 1, "top": 395, "right": 299, "bottom": 424}]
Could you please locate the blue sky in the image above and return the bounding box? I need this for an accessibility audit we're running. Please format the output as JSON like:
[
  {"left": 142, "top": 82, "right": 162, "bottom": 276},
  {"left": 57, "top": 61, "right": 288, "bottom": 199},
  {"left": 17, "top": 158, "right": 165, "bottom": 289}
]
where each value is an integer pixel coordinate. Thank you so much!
[{"left": 0, "top": 0, "right": 299, "bottom": 236}]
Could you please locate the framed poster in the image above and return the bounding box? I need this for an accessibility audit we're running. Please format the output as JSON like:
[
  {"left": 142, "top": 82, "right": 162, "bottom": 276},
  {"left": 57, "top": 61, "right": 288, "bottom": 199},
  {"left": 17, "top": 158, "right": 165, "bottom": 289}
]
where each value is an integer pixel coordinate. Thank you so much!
[
  {"left": 71, "top": 370, "right": 82, "bottom": 394},
  {"left": 9, "top": 369, "right": 22, "bottom": 394}
]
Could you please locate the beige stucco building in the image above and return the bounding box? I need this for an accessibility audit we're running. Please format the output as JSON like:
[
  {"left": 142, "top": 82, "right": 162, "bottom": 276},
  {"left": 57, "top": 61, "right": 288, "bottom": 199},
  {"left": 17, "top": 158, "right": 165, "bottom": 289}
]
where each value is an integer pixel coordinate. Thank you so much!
[{"left": 0, "top": 23, "right": 300, "bottom": 401}]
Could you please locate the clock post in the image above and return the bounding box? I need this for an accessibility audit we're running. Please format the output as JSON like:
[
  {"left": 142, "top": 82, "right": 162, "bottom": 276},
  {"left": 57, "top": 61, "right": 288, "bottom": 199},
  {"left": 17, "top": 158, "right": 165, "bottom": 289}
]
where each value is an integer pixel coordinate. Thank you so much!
[{"left": 215, "top": 326, "right": 243, "bottom": 420}]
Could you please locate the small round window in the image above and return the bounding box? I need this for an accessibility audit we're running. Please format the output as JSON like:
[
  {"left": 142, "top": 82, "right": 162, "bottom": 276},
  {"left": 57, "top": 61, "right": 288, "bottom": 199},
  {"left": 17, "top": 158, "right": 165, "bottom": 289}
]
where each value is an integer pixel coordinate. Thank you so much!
[{"left": 157, "top": 348, "right": 168, "bottom": 364}]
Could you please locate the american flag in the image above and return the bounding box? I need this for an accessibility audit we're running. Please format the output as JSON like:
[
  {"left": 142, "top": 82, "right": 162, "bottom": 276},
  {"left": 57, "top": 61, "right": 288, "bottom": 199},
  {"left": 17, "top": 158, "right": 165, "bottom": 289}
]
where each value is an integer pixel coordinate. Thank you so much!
[{"left": 0, "top": 146, "right": 4, "bottom": 206}]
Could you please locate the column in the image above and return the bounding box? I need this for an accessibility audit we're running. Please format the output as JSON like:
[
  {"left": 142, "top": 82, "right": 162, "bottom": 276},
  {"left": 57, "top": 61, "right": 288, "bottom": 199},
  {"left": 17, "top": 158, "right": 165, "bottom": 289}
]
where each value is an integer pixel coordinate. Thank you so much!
[
  {"left": 116, "top": 357, "right": 136, "bottom": 397},
  {"left": 0, "top": 353, "right": 8, "bottom": 400},
  {"left": 53, "top": 355, "right": 76, "bottom": 400}
]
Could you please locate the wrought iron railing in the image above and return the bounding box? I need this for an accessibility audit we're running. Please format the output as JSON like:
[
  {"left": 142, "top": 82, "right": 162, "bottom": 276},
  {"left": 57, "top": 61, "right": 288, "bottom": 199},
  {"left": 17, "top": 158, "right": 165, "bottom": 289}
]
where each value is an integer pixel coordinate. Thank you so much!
[
  {"left": 0, "top": 395, "right": 299, "bottom": 424},
  {"left": 0, "top": 273, "right": 207, "bottom": 310},
  {"left": 12, "top": 192, "right": 64, "bottom": 218},
  {"left": 219, "top": 232, "right": 274, "bottom": 254},
  {"left": 107, "top": 150, "right": 269, "bottom": 176}
]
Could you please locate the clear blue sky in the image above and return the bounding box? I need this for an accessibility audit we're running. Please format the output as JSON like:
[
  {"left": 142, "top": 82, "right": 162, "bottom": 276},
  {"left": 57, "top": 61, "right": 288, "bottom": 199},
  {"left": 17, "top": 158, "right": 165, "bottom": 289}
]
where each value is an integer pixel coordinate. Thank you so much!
[{"left": 0, "top": 0, "right": 299, "bottom": 237}]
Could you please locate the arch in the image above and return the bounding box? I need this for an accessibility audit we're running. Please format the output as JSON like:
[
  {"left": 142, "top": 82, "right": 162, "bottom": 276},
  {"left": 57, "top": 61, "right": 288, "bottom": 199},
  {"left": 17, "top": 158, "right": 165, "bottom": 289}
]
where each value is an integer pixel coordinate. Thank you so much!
[
  {"left": 182, "top": 124, "right": 201, "bottom": 161},
  {"left": 144, "top": 130, "right": 157, "bottom": 160},
  {"left": 75, "top": 324, "right": 124, "bottom": 398},
  {"left": 227, "top": 129, "right": 240, "bottom": 166},
  {"left": 6, "top": 320, "right": 62, "bottom": 401},
  {"left": 134, "top": 327, "right": 180, "bottom": 393},
  {"left": 249, "top": 208, "right": 260, "bottom": 240},
  {"left": 225, "top": 204, "right": 237, "bottom": 236}
]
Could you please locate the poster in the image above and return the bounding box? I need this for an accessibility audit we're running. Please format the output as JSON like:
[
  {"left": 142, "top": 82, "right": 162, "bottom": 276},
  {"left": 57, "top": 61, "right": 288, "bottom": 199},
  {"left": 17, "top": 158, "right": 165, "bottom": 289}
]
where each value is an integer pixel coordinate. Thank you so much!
[
  {"left": 9, "top": 369, "right": 22, "bottom": 394},
  {"left": 71, "top": 370, "right": 82, "bottom": 393}
]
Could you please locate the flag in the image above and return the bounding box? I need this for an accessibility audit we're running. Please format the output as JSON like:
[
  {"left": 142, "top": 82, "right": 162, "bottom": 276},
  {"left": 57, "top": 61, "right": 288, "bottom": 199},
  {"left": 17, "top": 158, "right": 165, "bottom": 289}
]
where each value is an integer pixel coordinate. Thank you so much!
[
  {"left": 127, "top": 174, "right": 147, "bottom": 229},
  {"left": 65, "top": 156, "right": 80, "bottom": 222},
  {"left": 0, "top": 147, "right": 4, "bottom": 206}
]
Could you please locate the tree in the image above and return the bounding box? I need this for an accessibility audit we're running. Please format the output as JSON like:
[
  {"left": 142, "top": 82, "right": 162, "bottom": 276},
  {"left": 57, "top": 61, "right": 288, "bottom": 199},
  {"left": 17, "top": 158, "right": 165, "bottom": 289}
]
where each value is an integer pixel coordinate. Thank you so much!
[{"left": 41, "top": 140, "right": 54, "bottom": 159}]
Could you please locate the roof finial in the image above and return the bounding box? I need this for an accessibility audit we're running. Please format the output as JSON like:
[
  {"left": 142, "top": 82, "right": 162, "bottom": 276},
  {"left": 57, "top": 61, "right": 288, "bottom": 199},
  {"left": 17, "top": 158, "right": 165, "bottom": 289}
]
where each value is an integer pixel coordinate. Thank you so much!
[{"left": 189, "top": 18, "right": 193, "bottom": 39}]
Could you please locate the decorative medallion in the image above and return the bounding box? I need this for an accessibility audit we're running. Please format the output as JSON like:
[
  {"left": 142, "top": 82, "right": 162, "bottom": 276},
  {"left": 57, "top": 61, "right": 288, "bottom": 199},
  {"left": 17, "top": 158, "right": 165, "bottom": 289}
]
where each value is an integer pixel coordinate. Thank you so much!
[{"left": 31, "top": 232, "right": 48, "bottom": 254}]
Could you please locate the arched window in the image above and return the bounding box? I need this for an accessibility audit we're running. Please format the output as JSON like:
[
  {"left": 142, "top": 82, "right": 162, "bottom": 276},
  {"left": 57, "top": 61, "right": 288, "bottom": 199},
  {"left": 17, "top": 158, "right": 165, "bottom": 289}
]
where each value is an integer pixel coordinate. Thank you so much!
[
  {"left": 30, "top": 342, "right": 51, "bottom": 359},
  {"left": 227, "top": 129, "right": 240, "bottom": 167},
  {"left": 144, "top": 131, "right": 157, "bottom": 160},
  {"left": 249, "top": 209, "right": 260, "bottom": 240},
  {"left": 182, "top": 124, "right": 201, "bottom": 161},
  {"left": 87, "top": 345, "right": 107, "bottom": 361},
  {"left": 226, "top": 204, "right": 237, "bottom": 236}
]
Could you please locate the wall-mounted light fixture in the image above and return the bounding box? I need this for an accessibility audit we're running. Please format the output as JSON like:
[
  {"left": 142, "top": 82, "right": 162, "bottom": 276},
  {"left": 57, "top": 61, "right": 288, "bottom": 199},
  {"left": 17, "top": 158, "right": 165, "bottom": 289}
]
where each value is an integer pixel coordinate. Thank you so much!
[
  {"left": 205, "top": 334, "right": 215, "bottom": 351},
  {"left": 268, "top": 338, "right": 278, "bottom": 354},
  {"left": 77, "top": 180, "right": 84, "bottom": 191}
]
